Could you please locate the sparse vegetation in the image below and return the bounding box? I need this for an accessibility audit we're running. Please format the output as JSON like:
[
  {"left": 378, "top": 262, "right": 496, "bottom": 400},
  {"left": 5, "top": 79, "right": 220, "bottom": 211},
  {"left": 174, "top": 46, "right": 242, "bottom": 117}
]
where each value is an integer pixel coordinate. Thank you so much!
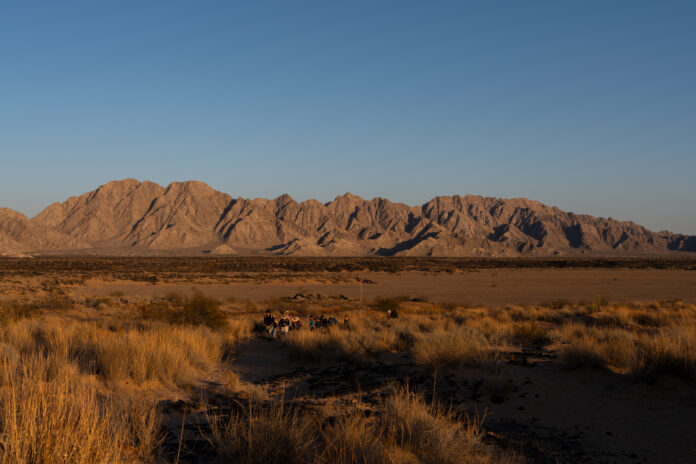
[
  {"left": 207, "top": 387, "right": 518, "bottom": 464},
  {"left": 140, "top": 290, "right": 228, "bottom": 328},
  {"left": 0, "top": 261, "right": 694, "bottom": 463}
]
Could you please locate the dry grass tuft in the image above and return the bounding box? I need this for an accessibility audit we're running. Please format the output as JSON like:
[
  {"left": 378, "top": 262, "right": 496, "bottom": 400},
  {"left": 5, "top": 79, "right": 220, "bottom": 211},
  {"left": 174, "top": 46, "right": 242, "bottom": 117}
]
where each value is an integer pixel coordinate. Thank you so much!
[
  {"left": 412, "top": 328, "right": 493, "bottom": 368},
  {"left": 209, "top": 402, "right": 318, "bottom": 464},
  {"left": 140, "top": 290, "right": 228, "bottom": 328},
  {"left": 207, "top": 388, "right": 517, "bottom": 464},
  {"left": 381, "top": 387, "right": 514, "bottom": 464},
  {"left": 0, "top": 353, "right": 161, "bottom": 464}
]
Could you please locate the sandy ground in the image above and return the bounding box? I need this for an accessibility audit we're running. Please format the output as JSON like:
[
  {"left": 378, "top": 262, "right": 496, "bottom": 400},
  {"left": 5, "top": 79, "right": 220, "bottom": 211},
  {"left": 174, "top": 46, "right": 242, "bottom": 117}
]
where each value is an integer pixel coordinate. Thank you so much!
[
  {"left": 70, "top": 268, "right": 696, "bottom": 304},
  {"left": 228, "top": 337, "right": 696, "bottom": 464}
]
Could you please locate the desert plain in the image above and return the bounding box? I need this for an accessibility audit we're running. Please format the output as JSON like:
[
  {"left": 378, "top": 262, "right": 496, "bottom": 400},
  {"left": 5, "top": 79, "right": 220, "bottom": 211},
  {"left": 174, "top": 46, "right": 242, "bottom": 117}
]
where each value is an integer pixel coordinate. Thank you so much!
[{"left": 0, "top": 257, "right": 694, "bottom": 463}]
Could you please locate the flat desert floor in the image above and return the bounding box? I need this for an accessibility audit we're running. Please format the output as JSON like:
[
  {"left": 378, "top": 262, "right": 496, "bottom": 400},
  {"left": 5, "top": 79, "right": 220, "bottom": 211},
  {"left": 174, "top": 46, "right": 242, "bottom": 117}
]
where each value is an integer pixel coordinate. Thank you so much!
[{"left": 70, "top": 268, "right": 696, "bottom": 304}]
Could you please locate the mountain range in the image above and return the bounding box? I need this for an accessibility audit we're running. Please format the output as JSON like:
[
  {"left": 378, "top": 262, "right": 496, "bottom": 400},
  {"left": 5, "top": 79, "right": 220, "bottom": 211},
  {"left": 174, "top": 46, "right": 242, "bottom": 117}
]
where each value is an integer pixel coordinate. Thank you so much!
[{"left": 0, "top": 179, "right": 694, "bottom": 257}]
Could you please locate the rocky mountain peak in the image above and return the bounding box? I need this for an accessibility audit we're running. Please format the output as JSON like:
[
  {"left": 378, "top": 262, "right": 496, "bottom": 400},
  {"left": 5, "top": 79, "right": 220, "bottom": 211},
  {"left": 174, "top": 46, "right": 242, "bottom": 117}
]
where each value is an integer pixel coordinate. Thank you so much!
[{"left": 0, "top": 180, "right": 693, "bottom": 256}]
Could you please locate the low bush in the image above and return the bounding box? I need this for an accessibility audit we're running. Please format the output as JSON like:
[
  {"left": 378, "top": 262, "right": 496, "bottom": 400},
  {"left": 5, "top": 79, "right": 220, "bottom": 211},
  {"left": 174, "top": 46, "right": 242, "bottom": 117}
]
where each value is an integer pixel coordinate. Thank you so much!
[
  {"left": 0, "top": 353, "right": 161, "bottom": 464},
  {"left": 0, "top": 302, "right": 40, "bottom": 325},
  {"left": 629, "top": 327, "right": 696, "bottom": 382},
  {"left": 38, "top": 292, "right": 74, "bottom": 311},
  {"left": 0, "top": 318, "right": 249, "bottom": 385},
  {"left": 541, "top": 299, "right": 574, "bottom": 310},
  {"left": 510, "top": 321, "right": 550, "bottom": 346},
  {"left": 140, "top": 290, "right": 227, "bottom": 329},
  {"left": 372, "top": 297, "right": 401, "bottom": 313},
  {"left": 209, "top": 403, "right": 318, "bottom": 464},
  {"left": 412, "top": 328, "right": 493, "bottom": 368},
  {"left": 207, "top": 388, "right": 517, "bottom": 464},
  {"left": 380, "top": 387, "right": 517, "bottom": 464}
]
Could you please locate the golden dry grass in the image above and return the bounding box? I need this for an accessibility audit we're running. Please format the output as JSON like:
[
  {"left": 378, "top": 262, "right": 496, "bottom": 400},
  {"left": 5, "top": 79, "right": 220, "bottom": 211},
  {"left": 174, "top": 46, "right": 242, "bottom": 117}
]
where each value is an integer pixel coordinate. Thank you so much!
[
  {"left": 277, "top": 300, "right": 696, "bottom": 382},
  {"left": 0, "top": 352, "right": 160, "bottom": 464},
  {"left": 0, "top": 287, "right": 694, "bottom": 463},
  {"left": 207, "top": 387, "right": 518, "bottom": 464},
  {"left": 0, "top": 293, "right": 253, "bottom": 463},
  {"left": 0, "top": 318, "right": 250, "bottom": 385}
]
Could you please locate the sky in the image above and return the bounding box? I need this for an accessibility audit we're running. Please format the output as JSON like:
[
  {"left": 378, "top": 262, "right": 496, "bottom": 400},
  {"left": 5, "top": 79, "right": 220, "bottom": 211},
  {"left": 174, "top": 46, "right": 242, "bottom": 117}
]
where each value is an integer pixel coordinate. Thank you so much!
[{"left": 1, "top": 1, "right": 694, "bottom": 234}]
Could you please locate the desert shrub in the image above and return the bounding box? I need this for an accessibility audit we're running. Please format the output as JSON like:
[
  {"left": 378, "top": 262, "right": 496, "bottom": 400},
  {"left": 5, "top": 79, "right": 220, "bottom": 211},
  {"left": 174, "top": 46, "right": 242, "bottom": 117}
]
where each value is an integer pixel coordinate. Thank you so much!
[
  {"left": 372, "top": 298, "right": 401, "bottom": 313},
  {"left": 180, "top": 291, "right": 227, "bottom": 328},
  {"left": 412, "top": 327, "right": 493, "bottom": 368},
  {"left": 585, "top": 295, "right": 609, "bottom": 313},
  {"left": 0, "top": 319, "right": 248, "bottom": 385},
  {"left": 629, "top": 327, "right": 696, "bottom": 382},
  {"left": 140, "top": 291, "right": 227, "bottom": 329},
  {"left": 541, "top": 299, "right": 573, "bottom": 310},
  {"left": 0, "top": 302, "right": 40, "bottom": 325},
  {"left": 630, "top": 307, "right": 670, "bottom": 328},
  {"left": 208, "top": 403, "right": 318, "bottom": 464},
  {"left": 206, "top": 390, "right": 514, "bottom": 464},
  {"left": 557, "top": 335, "right": 608, "bottom": 369},
  {"left": 439, "top": 302, "right": 457, "bottom": 312},
  {"left": 284, "top": 328, "right": 367, "bottom": 362},
  {"left": 117, "top": 396, "right": 163, "bottom": 460},
  {"left": 283, "top": 316, "right": 422, "bottom": 362},
  {"left": 164, "top": 292, "right": 185, "bottom": 306},
  {"left": 243, "top": 300, "right": 259, "bottom": 312},
  {"left": 380, "top": 387, "right": 516, "bottom": 464},
  {"left": 486, "top": 307, "right": 512, "bottom": 323},
  {"left": 139, "top": 300, "right": 174, "bottom": 321},
  {"left": 320, "top": 411, "right": 387, "bottom": 464},
  {"left": 510, "top": 321, "right": 550, "bottom": 346},
  {"left": 84, "top": 297, "right": 114, "bottom": 309},
  {"left": 0, "top": 372, "right": 125, "bottom": 464},
  {"left": 37, "top": 292, "right": 74, "bottom": 311},
  {"left": 0, "top": 351, "right": 162, "bottom": 464},
  {"left": 554, "top": 324, "right": 635, "bottom": 370}
]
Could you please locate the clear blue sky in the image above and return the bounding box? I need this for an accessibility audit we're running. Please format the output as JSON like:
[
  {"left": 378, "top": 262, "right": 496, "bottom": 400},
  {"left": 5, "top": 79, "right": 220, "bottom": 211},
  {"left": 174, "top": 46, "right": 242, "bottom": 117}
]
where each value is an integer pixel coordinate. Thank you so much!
[{"left": 1, "top": 1, "right": 694, "bottom": 233}]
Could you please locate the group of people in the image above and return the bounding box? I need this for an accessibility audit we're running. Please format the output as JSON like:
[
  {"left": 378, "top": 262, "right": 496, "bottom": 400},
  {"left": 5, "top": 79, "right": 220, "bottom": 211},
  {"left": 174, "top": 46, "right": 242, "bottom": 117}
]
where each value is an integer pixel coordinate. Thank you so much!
[{"left": 263, "top": 310, "right": 351, "bottom": 339}]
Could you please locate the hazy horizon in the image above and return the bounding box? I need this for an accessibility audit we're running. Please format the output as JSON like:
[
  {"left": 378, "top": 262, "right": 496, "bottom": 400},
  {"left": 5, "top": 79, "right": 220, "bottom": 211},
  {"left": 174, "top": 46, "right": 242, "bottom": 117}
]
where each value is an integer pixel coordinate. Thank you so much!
[{"left": 2, "top": 1, "right": 695, "bottom": 234}]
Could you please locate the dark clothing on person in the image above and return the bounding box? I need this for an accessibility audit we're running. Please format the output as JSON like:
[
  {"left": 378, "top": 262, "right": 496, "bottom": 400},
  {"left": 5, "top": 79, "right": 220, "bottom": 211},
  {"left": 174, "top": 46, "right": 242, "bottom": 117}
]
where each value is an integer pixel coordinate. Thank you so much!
[{"left": 264, "top": 314, "right": 274, "bottom": 326}]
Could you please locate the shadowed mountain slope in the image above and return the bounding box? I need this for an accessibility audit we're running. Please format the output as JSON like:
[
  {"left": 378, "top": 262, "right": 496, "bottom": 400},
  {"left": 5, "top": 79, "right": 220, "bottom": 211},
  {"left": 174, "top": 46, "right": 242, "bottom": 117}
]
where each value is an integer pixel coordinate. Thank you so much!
[
  {"left": 0, "top": 179, "right": 693, "bottom": 256},
  {"left": 0, "top": 208, "right": 87, "bottom": 255}
]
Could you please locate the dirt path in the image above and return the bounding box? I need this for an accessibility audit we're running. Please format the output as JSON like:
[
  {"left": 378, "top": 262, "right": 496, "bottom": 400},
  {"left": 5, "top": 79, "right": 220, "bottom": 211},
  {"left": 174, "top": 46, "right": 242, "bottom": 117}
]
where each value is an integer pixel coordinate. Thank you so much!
[{"left": 231, "top": 336, "right": 309, "bottom": 383}]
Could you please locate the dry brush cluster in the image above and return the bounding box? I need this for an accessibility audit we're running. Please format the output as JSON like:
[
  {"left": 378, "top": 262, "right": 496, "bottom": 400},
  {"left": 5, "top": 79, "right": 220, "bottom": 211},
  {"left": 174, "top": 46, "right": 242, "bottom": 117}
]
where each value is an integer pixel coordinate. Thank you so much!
[
  {"left": 207, "top": 387, "right": 518, "bottom": 464},
  {"left": 0, "top": 293, "right": 253, "bottom": 463}
]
